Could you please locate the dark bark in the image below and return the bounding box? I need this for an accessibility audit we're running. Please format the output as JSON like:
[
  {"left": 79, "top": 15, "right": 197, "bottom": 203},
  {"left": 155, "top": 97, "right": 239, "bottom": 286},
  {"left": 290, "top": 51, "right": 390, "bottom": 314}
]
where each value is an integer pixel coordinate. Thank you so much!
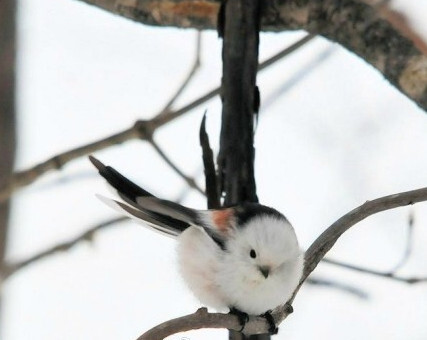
[
  {"left": 0, "top": 0, "right": 16, "bottom": 330},
  {"left": 217, "top": 0, "right": 260, "bottom": 207},
  {"left": 75, "top": 0, "right": 427, "bottom": 111},
  {"left": 217, "top": 0, "right": 263, "bottom": 339}
]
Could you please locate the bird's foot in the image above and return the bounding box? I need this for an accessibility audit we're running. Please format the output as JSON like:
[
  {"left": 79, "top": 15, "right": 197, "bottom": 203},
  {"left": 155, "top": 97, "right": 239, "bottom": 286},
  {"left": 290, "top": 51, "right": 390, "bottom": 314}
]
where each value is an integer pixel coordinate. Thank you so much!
[
  {"left": 229, "top": 307, "right": 249, "bottom": 332},
  {"left": 261, "top": 310, "right": 278, "bottom": 335}
]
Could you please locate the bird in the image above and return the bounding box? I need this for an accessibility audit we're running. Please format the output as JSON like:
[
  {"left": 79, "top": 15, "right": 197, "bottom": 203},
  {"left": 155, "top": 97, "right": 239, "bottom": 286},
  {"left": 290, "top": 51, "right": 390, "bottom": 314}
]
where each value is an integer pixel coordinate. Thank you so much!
[{"left": 89, "top": 155, "right": 304, "bottom": 331}]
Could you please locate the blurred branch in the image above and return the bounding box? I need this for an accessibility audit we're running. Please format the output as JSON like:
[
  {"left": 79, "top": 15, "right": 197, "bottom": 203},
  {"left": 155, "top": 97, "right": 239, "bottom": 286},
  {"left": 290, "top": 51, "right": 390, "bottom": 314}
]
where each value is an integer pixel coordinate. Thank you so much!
[
  {"left": 321, "top": 209, "right": 425, "bottom": 284},
  {"left": 0, "top": 0, "right": 16, "bottom": 266},
  {"left": 75, "top": 0, "right": 427, "bottom": 110},
  {"left": 0, "top": 177, "right": 201, "bottom": 282},
  {"left": 303, "top": 188, "right": 427, "bottom": 285},
  {"left": 262, "top": 46, "right": 335, "bottom": 110},
  {"left": 306, "top": 276, "right": 369, "bottom": 299},
  {"left": 0, "top": 35, "right": 313, "bottom": 204},
  {"left": 0, "top": 0, "right": 17, "bottom": 325},
  {"left": 157, "top": 31, "right": 202, "bottom": 117},
  {"left": 362, "top": 0, "right": 427, "bottom": 55},
  {"left": 147, "top": 137, "right": 204, "bottom": 195},
  {"left": 391, "top": 209, "right": 415, "bottom": 272},
  {"left": 1, "top": 216, "right": 128, "bottom": 281},
  {"left": 322, "top": 258, "right": 427, "bottom": 284},
  {"left": 136, "top": 187, "right": 427, "bottom": 339}
]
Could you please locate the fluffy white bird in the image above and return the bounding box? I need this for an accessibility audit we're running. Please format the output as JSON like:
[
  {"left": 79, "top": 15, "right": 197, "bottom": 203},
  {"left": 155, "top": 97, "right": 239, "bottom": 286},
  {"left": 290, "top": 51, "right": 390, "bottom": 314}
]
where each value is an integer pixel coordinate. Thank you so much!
[{"left": 89, "top": 156, "right": 304, "bottom": 330}]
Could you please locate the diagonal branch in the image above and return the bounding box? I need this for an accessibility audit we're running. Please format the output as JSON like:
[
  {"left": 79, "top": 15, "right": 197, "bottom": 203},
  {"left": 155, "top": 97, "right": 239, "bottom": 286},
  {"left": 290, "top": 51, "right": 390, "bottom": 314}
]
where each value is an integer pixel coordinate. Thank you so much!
[
  {"left": 1, "top": 216, "right": 128, "bottom": 281},
  {"left": 136, "top": 186, "right": 427, "bottom": 339},
  {"left": 74, "top": 0, "right": 427, "bottom": 110},
  {"left": 157, "top": 30, "right": 202, "bottom": 116},
  {"left": 322, "top": 208, "right": 419, "bottom": 281},
  {"left": 391, "top": 209, "right": 415, "bottom": 272},
  {"left": 147, "top": 137, "right": 205, "bottom": 195},
  {"left": 322, "top": 257, "right": 427, "bottom": 284},
  {"left": 306, "top": 276, "right": 369, "bottom": 299},
  {"left": 302, "top": 187, "right": 427, "bottom": 281},
  {"left": 360, "top": 0, "right": 427, "bottom": 55},
  {"left": 0, "top": 178, "right": 203, "bottom": 282},
  {"left": 0, "top": 35, "right": 313, "bottom": 204}
]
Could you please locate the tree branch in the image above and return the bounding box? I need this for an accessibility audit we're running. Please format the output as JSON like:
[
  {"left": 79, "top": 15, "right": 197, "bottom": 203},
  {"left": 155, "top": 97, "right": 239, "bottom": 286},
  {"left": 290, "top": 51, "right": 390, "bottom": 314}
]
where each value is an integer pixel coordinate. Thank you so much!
[
  {"left": 1, "top": 216, "right": 128, "bottom": 281},
  {"left": 157, "top": 30, "right": 202, "bottom": 116},
  {"left": 0, "top": 36, "right": 312, "bottom": 204},
  {"left": 217, "top": 2, "right": 262, "bottom": 338},
  {"left": 217, "top": 0, "right": 260, "bottom": 206},
  {"left": 391, "top": 209, "right": 414, "bottom": 272},
  {"left": 74, "top": 0, "right": 427, "bottom": 110},
  {"left": 136, "top": 307, "right": 274, "bottom": 340},
  {"left": 322, "top": 257, "right": 427, "bottom": 284},
  {"left": 147, "top": 137, "right": 205, "bottom": 195},
  {"left": 303, "top": 187, "right": 427, "bottom": 282},
  {"left": 306, "top": 276, "right": 369, "bottom": 299},
  {"left": 136, "top": 186, "right": 427, "bottom": 339},
  {"left": 0, "top": 177, "right": 204, "bottom": 282}
]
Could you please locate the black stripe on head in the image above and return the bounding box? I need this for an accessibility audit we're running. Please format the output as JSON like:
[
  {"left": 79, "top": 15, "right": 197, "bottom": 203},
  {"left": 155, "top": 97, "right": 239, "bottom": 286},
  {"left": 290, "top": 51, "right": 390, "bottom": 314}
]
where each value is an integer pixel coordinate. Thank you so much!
[{"left": 234, "top": 203, "right": 288, "bottom": 228}]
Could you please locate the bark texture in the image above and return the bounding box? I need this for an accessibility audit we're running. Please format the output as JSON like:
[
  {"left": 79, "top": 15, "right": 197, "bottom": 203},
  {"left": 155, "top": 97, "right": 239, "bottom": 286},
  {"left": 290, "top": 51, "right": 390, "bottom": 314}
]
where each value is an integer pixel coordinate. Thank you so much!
[
  {"left": 76, "top": 0, "right": 427, "bottom": 110},
  {"left": 0, "top": 0, "right": 16, "bottom": 329},
  {"left": 0, "top": 0, "right": 16, "bottom": 274},
  {"left": 216, "top": 0, "right": 262, "bottom": 339},
  {"left": 217, "top": 0, "right": 259, "bottom": 207}
]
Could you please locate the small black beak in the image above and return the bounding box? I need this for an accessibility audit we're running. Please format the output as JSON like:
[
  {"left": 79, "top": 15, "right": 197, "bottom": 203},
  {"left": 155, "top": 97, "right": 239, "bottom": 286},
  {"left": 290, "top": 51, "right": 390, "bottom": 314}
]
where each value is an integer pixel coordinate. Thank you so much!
[{"left": 259, "top": 266, "right": 270, "bottom": 279}]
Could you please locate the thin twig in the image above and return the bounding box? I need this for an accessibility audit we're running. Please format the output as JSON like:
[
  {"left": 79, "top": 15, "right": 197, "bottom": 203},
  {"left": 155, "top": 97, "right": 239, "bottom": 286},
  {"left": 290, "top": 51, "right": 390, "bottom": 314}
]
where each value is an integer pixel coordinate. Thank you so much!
[
  {"left": 303, "top": 187, "right": 427, "bottom": 281},
  {"left": 0, "top": 179, "right": 203, "bottom": 282},
  {"left": 321, "top": 209, "right": 419, "bottom": 282},
  {"left": 0, "top": 35, "right": 314, "bottom": 205},
  {"left": 391, "top": 209, "right": 415, "bottom": 272},
  {"left": 136, "top": 187, "right": 427, "bottom": 339},
  {"left": 322, "top": 257, "right": 427, "bottom": 284},
  {"left": 306, "top": 276, "right": 369, "bottom": 299},
  {"left": 262, "top": 45, "right": 335, "bottom": 110},
  {"left": 1, "top": 216, "right": 128, "bottom": 281},
  {"left": 149, "top": 33, "right": 315, "bottom": 127},
  {"left": 157, "top": 31, "right": 202, "bottom": 116},
  {"left": 147, "top": 137, "right": 205, "bottom": 195}
]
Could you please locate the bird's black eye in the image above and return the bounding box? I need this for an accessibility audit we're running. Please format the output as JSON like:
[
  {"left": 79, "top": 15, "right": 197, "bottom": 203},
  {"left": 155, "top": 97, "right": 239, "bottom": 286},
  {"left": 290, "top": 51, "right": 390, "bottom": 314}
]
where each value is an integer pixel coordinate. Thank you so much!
[{"left": 250, "top": 249, "right": 256, "bottom": 258}]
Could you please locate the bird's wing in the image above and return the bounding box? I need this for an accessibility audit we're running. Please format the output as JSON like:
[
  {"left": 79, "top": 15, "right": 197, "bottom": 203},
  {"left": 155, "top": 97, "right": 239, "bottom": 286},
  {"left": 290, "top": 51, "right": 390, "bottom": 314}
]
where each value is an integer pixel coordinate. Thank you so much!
[
  {"left": 96, "top": 194, "right": 181, "bottom": 238},
  {"left": 89, "top": 156, "right": 231, "bottom": 247},
  {"left": 90, "top": 156, "right": 194, "bottom": 236}
]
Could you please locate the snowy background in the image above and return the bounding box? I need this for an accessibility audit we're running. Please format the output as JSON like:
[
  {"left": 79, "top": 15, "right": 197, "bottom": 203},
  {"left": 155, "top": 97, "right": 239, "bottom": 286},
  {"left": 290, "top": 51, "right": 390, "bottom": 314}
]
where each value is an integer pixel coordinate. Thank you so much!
[{"left": 3, "top": 0, "right": 427, "bottom": 339}]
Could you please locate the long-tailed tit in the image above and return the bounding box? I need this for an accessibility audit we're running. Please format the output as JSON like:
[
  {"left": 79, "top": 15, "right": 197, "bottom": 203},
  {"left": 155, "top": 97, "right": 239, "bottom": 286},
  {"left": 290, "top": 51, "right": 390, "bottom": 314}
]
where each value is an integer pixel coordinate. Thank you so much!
[{"left": 89, "top": 156, "right": 304, "bottom": 329}]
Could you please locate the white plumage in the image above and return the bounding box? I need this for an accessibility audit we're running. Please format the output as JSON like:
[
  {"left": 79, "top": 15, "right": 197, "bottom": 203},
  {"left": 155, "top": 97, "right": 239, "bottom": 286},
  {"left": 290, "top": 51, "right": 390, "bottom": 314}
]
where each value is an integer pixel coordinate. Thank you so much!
[{"left": 89, "top": 156, "right": 304, "bottom": 317}]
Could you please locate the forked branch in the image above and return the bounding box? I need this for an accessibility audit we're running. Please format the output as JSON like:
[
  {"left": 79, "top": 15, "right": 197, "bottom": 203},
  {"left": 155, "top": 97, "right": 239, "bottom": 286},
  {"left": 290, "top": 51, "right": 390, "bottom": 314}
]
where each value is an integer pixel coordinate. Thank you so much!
[{"left": 0, "top": 35, "right": 313, "bottom": 205}]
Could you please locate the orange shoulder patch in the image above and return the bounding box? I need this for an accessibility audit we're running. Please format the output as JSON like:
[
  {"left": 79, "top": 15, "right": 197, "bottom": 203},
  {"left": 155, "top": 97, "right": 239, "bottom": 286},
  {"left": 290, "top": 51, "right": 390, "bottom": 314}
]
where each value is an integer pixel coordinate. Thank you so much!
[{"left": 212, "top": 209, "right": 233, "bottom": 232}]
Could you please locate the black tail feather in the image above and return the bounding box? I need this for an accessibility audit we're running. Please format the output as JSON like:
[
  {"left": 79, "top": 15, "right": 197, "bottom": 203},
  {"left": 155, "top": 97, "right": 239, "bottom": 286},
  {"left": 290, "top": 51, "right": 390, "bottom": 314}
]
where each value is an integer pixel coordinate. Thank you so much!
[
  {"left": 89, "top": 155, "right": 153, "bottom": 201},
  {"left": 89, "top": 155, "right": 190, "bottom": 234}
]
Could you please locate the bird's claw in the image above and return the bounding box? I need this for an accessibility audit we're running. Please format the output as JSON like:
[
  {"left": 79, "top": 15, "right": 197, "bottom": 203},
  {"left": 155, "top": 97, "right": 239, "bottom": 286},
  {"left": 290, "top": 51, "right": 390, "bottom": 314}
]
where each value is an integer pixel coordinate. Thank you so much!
[
  {"left": 261, "top": 310, "right": 278, "bottom": 335},
  {"left": 229, "top": 307, "right": 249, "bottom": 332}
]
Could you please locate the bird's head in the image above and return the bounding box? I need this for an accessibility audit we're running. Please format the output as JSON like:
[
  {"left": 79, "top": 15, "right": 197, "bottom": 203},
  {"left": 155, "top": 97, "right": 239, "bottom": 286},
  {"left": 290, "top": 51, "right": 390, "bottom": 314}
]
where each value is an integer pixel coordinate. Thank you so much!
[{"left": 225, "top": 213, "right": 301, "bottom": 283}]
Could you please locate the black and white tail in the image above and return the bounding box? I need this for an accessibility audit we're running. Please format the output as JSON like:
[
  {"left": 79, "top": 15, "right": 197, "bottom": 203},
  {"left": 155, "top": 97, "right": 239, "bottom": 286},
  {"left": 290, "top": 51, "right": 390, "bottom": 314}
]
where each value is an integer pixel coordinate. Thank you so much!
[{"left": 89, "top": 156, "right": 202, "bottom": 238}]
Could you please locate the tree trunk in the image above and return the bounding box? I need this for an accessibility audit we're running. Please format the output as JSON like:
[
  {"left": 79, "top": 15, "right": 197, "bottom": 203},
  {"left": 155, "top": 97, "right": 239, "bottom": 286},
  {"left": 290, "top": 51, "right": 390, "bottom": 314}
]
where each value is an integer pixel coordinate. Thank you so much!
[
  {"left": 0, "top": 0, "right": 17, "bottom": 332},
  {"left": 216, "top": 0, "right": 266, "bottom": 339}
]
